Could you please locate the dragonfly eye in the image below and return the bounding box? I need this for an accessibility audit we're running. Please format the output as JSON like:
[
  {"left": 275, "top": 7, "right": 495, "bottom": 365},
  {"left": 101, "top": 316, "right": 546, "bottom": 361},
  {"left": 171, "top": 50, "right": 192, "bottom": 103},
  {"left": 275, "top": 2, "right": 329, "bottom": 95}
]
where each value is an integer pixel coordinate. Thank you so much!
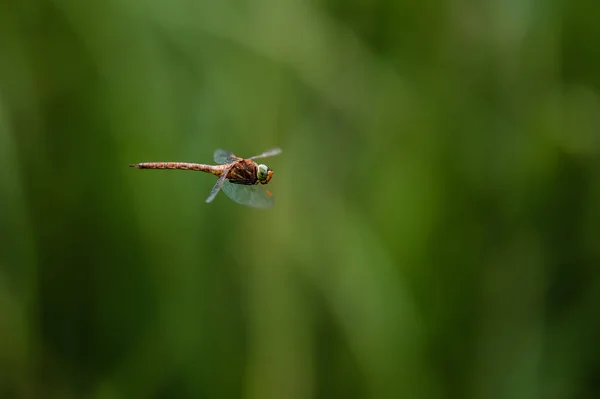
[{"left": 257, "top": 164, "right": 269, "bottom": 181}]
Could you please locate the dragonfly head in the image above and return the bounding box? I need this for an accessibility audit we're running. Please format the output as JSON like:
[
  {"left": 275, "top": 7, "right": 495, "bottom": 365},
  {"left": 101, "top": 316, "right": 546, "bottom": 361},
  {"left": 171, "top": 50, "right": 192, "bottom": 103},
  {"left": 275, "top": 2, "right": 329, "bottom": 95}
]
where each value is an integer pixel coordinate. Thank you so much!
[{"left": 257, "top": 163, "right": 273, "bottom": 184}]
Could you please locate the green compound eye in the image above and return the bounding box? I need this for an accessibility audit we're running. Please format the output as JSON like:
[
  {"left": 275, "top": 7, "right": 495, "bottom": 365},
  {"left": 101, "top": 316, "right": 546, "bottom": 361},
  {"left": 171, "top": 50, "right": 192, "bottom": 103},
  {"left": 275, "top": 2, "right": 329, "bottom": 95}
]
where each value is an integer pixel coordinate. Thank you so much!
[{"left": 257, "top": 164, "right": 269, "bottom": 181}]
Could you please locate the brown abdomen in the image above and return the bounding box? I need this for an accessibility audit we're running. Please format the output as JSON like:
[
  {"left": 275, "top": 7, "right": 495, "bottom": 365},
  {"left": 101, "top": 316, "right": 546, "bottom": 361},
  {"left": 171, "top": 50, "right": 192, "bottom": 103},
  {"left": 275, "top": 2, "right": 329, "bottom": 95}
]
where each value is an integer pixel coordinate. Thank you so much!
[{"left": 129, "top": 162, "right": 220, "bottom": 175}]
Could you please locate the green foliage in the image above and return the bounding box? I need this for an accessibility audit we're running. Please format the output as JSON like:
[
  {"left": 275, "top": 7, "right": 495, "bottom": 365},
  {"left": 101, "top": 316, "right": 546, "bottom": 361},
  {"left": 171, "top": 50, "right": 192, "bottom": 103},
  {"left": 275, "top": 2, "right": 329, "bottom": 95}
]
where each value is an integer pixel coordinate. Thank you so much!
[{"left": 1, "top": 0, "right": 600, "bottom": 398}]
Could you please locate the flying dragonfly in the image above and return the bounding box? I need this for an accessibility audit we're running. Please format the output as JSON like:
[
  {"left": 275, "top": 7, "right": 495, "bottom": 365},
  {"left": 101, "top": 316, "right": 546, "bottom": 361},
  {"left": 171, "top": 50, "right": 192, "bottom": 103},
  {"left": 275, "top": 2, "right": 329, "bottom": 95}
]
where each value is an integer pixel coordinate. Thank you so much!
[{"left": 130, "top": 148, "right": 282, "bottom": 208}]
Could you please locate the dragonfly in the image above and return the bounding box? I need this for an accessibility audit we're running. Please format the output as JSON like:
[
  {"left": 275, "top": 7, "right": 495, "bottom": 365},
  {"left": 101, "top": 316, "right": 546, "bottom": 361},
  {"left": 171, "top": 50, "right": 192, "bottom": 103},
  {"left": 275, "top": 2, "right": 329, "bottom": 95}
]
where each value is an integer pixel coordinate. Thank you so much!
[{"left": 130, "top": 148, "right": 282, "bottom": 208}]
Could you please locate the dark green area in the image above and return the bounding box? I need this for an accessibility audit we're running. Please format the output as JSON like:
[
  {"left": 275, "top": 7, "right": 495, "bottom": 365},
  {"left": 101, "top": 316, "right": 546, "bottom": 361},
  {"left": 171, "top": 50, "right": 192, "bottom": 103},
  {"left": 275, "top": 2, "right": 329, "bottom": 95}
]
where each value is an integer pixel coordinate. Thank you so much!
[{"left": 1, "top": 0, "right": 600, "bottom": 398}]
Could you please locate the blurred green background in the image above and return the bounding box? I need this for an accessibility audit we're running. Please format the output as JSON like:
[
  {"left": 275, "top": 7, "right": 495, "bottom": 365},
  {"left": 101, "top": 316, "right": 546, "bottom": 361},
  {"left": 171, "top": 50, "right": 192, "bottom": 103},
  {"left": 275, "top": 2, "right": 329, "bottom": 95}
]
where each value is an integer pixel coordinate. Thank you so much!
[{"left": 1, "top": 0, "right": 600, "bottom": 398}]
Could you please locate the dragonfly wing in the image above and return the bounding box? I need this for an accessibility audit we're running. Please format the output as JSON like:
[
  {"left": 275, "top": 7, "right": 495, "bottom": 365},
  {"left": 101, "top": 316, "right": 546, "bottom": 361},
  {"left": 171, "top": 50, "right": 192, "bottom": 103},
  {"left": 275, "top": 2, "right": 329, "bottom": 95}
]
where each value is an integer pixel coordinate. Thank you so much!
[
  {"left": 214, "top": 149, "right": 239, "bottom": 165},
  {"left": 221, "top": 181, "right": 274, "bottom": 209},
  {"left": 249, "top": 147, "right": 282, "bottom": 160},
  {"left": 205, "top": 172, "right": 229, "bottom": 203}
]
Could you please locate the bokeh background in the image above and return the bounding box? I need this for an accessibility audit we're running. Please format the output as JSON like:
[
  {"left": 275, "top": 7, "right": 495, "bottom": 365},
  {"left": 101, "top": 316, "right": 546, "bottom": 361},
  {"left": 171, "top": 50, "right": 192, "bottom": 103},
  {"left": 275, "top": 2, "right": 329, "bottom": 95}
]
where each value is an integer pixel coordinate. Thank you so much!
[{"left": 1, "top": 0, "right": 600, "bottom": 398}]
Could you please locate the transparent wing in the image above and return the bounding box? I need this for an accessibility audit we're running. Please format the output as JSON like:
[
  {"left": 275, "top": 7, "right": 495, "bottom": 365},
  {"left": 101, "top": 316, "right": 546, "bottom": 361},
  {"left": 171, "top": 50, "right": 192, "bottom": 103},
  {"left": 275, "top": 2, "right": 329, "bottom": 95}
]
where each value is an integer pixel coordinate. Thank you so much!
[
  {"left": 205, "top": 172, "right": 229, "bottom": 203},
  {"left": 221, "top": 181, "right": 274, "bottom": 209},
  {"left": 249, "top": 147, "right": 282, "bottom": 160},
  {"left": 214, "top": 149, "right": 239, "bottom": 165}
]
